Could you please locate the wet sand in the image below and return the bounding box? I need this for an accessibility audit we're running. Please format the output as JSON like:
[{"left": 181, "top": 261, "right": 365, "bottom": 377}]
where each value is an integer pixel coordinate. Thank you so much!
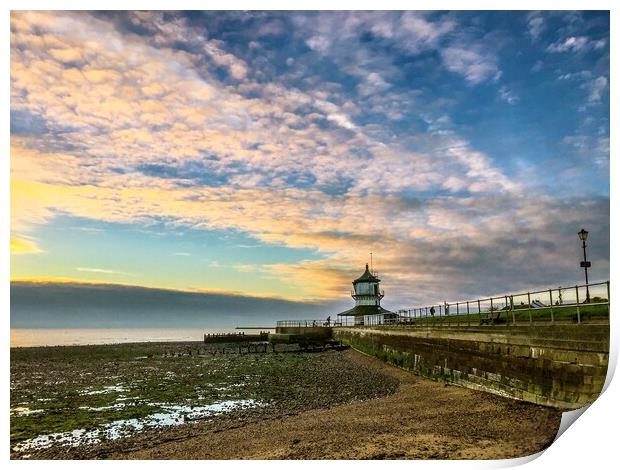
[{"left": 103, "top": 349, "right": 562, "bottom": 460}]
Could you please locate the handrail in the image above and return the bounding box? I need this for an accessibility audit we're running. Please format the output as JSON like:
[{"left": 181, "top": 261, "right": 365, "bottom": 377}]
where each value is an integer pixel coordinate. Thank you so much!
[
  {"left": 338, "top": 281, "right": 610, "bottom": 328},
  {"left": 276, "top": 319, "right": 333, "bottom": 327},
  {"left": 276, "top": 281, "right": 610, "bottom": 329}
]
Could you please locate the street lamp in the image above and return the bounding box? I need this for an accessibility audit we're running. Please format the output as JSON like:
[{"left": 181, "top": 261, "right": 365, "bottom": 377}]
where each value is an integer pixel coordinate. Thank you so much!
[{"left": 577, "top": 229, "right": 591, "bottom": 302}]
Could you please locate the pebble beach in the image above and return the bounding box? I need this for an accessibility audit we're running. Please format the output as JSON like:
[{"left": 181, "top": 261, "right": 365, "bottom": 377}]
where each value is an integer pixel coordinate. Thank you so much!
[{"left": 10, "top": 342, "right": 561, "bottom": 460}]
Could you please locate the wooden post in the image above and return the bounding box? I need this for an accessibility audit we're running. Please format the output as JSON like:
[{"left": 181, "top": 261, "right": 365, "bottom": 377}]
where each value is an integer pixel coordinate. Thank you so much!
[
  {"left": 549, "top": 289, "right": 554, "bottom": 323},
  {"left": 456, "top": 302, "right": 460, "bottom": 327},
  {"left": 477, "top": 299, "right": 481, "bottom": 324},
  {"left": 467, "top": 301, "right": 470, "bottom": 326},
  {"left": 527, "top": 292, "right": 532, "bottom": 323},
  {"left": 510, "top": 295, "right": 515, "bottom": 325},
  {"left": 490, "top": 297, "right": 494, "bottom": 324}
]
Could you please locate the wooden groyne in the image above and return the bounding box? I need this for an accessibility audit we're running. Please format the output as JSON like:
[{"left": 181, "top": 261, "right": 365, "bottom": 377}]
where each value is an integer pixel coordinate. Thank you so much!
[{"left": 203, "top": 332, "right": 269, "bottom": 343}]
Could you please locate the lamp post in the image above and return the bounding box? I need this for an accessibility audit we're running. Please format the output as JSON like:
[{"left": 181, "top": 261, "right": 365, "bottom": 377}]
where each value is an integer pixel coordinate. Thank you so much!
[{"left": 577, "top": 229, "right": 591, "bottom": 302}]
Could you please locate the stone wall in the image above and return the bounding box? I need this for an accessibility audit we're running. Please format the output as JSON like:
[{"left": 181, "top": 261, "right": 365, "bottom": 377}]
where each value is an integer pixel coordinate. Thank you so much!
[
  {"left": 333, "top": 324, "right": 609, "bottom": 409},
  {"left": 270, "top": 326, "right": 333, "bottom": 344}
]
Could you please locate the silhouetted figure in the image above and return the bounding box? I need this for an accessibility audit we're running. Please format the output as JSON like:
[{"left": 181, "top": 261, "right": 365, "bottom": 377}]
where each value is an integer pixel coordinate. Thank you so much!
[
  {"left": 326, "top": 316, "right": 331, "bottom": 326},
  {"left": 430, "top": 306, "right": 435, "bottom": 316}
]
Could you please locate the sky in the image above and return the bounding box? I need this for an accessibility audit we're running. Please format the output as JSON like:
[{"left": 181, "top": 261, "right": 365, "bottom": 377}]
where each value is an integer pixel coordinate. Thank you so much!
[{"left": 10, "top": 11, "right": 610, "bottom": 322}]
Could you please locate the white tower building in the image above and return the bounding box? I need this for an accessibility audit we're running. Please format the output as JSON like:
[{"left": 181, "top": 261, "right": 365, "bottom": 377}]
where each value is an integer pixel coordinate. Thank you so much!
[{"left": 336, "top": 264, "right": 394, "bottom": 326}]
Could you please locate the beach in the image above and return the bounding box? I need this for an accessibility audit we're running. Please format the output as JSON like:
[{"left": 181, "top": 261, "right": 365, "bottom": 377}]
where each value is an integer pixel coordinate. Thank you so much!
[{"left": 11, "top": 342, "right": 561, "bottom": 460}]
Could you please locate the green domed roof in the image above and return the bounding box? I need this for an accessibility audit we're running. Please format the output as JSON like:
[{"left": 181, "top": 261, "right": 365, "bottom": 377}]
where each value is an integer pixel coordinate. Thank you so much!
[{"left": 352, "top": 264, "right": 380, "bottom": 284}]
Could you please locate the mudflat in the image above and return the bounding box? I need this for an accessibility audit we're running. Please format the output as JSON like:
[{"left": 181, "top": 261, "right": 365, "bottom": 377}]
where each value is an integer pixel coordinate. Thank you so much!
[
  {"left": 11, "top": 344, "right": 561, "bottom": 460},
  {"left": 114, "top": 350, "right": 562, "bottom": 460}
]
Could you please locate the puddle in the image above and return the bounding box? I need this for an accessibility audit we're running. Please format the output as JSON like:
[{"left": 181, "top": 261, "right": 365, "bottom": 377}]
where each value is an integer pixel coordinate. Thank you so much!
[
  {"left": 10, "top": 407, "right": 44, "bottom": 417},
  {"left": 12, "top": 399, "right": 263, "bottom": 452},
  {"left": 78, "top": 403, "right": 127, "bottom": 412},
  {"left": 213, "top": 383, "right": 245, "bottom": 392},
  {"left": 83, "top": 385, "right": 128, "bottom": 395}
]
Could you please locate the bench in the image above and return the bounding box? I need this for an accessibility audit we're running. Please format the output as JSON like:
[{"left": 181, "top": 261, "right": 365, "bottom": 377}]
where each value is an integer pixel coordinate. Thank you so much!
[{"left": 479, "top": 310, "right": 504, "bottom": 325}]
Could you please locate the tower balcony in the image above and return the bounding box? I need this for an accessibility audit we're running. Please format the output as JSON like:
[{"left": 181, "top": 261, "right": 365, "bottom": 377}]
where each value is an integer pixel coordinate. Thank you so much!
[{"left": 351, "top": 290, "right": 384, "bottom": 300}]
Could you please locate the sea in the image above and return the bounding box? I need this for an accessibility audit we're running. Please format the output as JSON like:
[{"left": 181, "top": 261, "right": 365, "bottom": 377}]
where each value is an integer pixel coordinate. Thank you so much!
[{"left": 10, "top": 328, "right": 275, "bottom": 348}]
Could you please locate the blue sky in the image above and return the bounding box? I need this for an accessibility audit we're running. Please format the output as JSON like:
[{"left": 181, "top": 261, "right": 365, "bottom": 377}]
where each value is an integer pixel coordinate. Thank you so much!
[{"left": 10, "top": 11, "right": 610, "bottom": 313}]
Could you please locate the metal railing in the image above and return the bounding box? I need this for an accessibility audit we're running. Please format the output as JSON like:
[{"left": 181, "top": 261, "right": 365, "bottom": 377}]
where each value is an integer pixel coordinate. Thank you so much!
[
  {"left": 331, "top": 281, "right": 610, "bottom": 328},
  {"left": 276, "top": 281, "right": 610, "bottom": 329},
  {"left": 276, "top": 319, "right": 335, "bottom": 328},
  {"left": 385, "top": 281, "right": 610, "bottom": 327}
]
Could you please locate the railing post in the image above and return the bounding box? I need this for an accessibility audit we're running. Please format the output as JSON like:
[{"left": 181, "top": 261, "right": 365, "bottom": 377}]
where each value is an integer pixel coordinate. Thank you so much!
[
  {"left": 477, "top": 299, "right": 481, "bottom": 324},
  {"left": 575, "top": 285, "right": 581, "bottom": 324},
  {"left": 549, "top": 289, "right": 554, "bottom": 324},
  {"left": 510, "top": 295, "right": 515, "bottom": 325},
  {"left": 607, "top": 280, "right": 611, "bottom": 303},
  {"left": 527, "top": 292, "right": 532, "bottom": 323},
  {"left": 467, "top": 301, "right": 470, "bottom": 326},
  {"left": 456, "top": 302, "right": 460, "bottom": 327},
  {"left": 607, "top": 281, "right": 611, "bottom": 318}
]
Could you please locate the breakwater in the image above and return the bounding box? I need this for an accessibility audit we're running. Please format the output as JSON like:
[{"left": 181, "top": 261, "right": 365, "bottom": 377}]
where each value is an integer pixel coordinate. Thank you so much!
[{"left": 332, "top": 324, "right": 609, "bottom": 409}]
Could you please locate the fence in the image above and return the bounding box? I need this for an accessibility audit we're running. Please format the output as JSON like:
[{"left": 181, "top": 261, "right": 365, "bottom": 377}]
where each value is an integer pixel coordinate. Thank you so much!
[
  {"left": 276, "top": 281, "right": 610, "bottom": 329},
  {"left": 276, "top": 319, "right": 335, "bottom": 328},
  {"left": 384, "top": 281, "right": 610, "bottom": 327}
]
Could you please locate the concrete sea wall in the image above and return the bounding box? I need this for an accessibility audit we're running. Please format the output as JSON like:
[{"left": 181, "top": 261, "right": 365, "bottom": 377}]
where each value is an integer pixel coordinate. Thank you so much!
[
  {"left": 270, "top": 326, "right": 332, "bottom": 344},
  {"left": 333, "top": 325, "right": 609, "bottom": 409}
]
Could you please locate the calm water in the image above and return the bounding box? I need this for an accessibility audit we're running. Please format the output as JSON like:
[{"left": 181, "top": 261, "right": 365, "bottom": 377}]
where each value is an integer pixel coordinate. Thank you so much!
[{"left": 10, "top": 328, "right": 274, "bottom": 348}]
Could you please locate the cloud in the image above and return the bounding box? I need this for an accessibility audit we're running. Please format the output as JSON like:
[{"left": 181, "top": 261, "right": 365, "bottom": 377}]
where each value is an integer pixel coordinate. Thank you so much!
[
  {"left": 10, "top": 281, "right": 341, "bottom": 328},
  {"left": 562, "top": 134, "right": 609, "bottom": 169},
  {"left": 10, "top": 236, "right": 44, "bottom": 254},
  {"left": 526, "top": 12, "right": 545, "bottom": 40},
  {"left": 76, "top": 267, "right": 134, "bottom": 276},
  {"left": 357, "top": 72, "right": 391, "bottom": 97},
  {"left": 306, "top": 35, "right": 330, "bottom": 53},
  {"left": 498, "top": 86, "right": 519, "bottom": 105},
  {"left": 546, "top": 36, "right": 605, "bottom": 53},
  {"left": 440, "top": 46, "right": 501, "bottom": 85},
  {"left": 204, "top": 41, "right": 249, "bottom": 80},
  {"left": 530, "top": 60, "right": 544, "bottom": 72},
  {"left": 398, "top": 11, "right": 455, "bottom": 50},
  {"left": 587, "top": 76, "right": 608, "bottom": 103},
  {"left": 9, "top": 12, "right": 609, "bottom": 305}
]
